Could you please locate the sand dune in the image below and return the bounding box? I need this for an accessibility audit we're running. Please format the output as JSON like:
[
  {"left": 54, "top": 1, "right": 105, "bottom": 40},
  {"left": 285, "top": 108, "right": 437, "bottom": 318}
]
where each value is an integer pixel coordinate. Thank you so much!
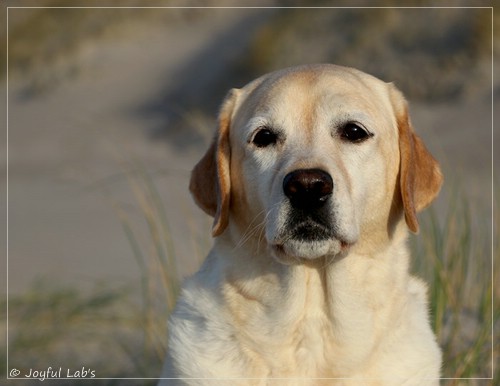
[{"left": 2, "top": 7, "right": 496, "bottom": 296}]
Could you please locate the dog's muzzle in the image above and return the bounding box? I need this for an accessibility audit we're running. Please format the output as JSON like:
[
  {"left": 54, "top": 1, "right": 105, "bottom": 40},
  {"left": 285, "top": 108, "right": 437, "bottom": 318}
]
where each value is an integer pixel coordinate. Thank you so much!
[
  {"left": 283, "top": 168, "right": 334, "bottom": 241},
  {"left": 271, "top": 168, "right": 351, "bottom": 262}
]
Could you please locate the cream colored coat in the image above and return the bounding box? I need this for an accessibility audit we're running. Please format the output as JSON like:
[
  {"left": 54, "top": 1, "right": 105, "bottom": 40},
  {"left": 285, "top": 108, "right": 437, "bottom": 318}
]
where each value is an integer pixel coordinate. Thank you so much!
[{"left": 160, "top": 64, "right": 443, "bottom": 386}]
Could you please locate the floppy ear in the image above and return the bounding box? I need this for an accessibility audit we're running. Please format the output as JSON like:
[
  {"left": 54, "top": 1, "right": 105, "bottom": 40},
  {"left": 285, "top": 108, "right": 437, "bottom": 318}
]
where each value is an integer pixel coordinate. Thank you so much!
[
  {"left": 189, "top": 89, "right": 240, "bottom": 237},
  {"left": 391, "top": 86, "right": 443, "bottom": 233}
]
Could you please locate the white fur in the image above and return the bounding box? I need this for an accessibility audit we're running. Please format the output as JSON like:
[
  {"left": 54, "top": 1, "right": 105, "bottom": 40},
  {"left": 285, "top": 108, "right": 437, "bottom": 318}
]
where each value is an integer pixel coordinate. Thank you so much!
[{"left": 159, "top": 64, "right": 442, "bottom": 385}]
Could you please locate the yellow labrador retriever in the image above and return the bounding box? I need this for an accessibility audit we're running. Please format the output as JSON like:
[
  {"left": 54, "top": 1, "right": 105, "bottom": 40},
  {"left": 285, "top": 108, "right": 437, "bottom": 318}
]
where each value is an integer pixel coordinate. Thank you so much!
[{"left": 160, "top": 64, "right": 443, "bottom": 385}]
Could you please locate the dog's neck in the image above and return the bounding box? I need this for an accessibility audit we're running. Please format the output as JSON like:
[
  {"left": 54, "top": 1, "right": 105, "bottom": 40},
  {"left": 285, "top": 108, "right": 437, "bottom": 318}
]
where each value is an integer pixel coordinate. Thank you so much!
[
  {"left": 204, "top": 222, "right": 412, "bottom": 375},
  {"left": 215, "top": 226, "right": 411, "bottom": 310}
]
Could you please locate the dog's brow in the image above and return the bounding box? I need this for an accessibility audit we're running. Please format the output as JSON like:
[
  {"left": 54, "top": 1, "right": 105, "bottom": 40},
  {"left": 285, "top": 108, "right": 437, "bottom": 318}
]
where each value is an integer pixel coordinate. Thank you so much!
[
  {"left": 247, "top": 116, "right": 269, "bottom": 128},
  {"left": 330, "top": 111, "right": 374, "bottom": 128}
]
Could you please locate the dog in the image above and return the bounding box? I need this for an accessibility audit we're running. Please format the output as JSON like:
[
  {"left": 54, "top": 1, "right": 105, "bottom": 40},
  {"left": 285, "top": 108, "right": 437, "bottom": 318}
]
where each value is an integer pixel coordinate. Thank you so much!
[{"left": 159, "top": 64, "right": 443, "bottom": 385}]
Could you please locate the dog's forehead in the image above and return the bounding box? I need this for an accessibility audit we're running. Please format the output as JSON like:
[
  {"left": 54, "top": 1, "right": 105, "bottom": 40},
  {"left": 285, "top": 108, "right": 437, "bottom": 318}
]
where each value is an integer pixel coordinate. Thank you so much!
[
  {"left": 254, "top": 65, "right": 382, "bottom": 95},
  {"left": 235, "top": 65, "right": 392, "bottom": 126}
]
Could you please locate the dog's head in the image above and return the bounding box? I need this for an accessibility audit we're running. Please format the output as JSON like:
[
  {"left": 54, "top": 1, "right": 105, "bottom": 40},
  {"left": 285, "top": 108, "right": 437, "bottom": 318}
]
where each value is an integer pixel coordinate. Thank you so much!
[{"left": 190, "top": 64, "right": 442, "bottom": 264}]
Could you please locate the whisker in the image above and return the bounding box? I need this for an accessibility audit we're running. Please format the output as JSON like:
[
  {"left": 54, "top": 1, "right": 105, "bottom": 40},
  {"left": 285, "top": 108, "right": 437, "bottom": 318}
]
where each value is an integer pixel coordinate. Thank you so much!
[
  {"left": 318, "top": 254, "right": 335, "bottom": 270},
  {"left": 232, "top": 202, "right": 281, "bottom": 253},
  {"left": 232, "top": 208, "right": 269, "bottom": 251}
]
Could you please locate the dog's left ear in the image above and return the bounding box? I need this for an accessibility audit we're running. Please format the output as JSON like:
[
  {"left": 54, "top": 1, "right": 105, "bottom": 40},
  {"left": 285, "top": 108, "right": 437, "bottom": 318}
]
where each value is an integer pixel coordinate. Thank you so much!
[
  {"left": 189, "top": 89, "right": 240, "bottom": 237},
  {"left": 389, "top": 85, "right": 443, "bottom": 233}
]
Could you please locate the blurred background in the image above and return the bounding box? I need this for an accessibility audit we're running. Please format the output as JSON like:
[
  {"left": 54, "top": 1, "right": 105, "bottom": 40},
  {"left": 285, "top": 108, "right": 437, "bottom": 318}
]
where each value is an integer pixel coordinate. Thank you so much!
[{"left": 1, "top": 1, "right": 498, "bottom": 384}]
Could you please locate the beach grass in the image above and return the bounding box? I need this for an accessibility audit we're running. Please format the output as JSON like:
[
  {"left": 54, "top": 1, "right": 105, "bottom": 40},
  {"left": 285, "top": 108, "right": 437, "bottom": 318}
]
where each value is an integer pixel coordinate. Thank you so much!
[{"left": 410, "top": 191, "right": 497, "bottom": 382}]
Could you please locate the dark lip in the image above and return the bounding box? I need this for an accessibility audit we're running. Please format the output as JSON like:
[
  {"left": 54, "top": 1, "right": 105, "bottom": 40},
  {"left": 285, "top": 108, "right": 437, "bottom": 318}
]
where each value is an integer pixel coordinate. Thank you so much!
[
  {"left": 289, "top": 220, "right": 332, "bottom": 242},
  {"left": 274, "top": 220, "right": 354, "bottom": 252},
  {"left": 273, "top": 235, "right": 353, "bottom": 249},
  {"left": 275, "top": 208, "right": 355, "bottom": 253},
  {"left": 339, "top": 240, "right": 351, "bottom": 252}
]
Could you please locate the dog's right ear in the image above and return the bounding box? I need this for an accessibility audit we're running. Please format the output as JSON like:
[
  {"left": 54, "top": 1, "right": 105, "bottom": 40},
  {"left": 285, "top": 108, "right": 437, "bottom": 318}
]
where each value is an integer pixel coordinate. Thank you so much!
[{"left": 189, "top": 89, "right": 240, "bottom": 237}]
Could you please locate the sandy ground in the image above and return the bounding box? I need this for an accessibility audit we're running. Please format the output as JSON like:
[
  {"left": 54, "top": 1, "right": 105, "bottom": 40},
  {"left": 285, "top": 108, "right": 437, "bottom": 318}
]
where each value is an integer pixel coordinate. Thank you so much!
[{"left": 1, "top": 8, "right": 497, "bottom": 296}]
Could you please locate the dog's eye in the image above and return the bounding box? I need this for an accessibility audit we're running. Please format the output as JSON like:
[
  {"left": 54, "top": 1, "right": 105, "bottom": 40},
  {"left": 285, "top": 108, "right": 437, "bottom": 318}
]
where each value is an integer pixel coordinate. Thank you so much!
[
  {"left": 252, "top": 127, "right": 278, "bottom": 148},
  {"left": 340, "top": 123, "right": 372, "bottom": 143}
]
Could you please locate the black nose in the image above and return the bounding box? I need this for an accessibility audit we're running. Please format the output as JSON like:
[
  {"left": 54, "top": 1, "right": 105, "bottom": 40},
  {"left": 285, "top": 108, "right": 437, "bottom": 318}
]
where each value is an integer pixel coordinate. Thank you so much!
[{"left": 283, "top": 169, "right": 333, "bottom": 210}]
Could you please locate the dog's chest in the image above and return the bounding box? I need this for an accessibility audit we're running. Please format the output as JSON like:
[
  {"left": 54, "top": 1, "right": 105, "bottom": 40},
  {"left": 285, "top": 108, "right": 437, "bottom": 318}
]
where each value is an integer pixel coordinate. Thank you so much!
[
  {"left": 222, "top": 267, "right": 348, "bottom": 378},
  {"left": 284, "top": 304, "right": 337, "bottom": 378}
]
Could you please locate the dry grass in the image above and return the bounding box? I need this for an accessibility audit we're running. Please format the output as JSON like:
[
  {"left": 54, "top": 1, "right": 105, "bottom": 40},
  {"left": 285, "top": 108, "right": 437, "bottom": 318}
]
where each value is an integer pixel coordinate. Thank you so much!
[{"left": 411, "top": 192, "right": 497, "bottom": 382}]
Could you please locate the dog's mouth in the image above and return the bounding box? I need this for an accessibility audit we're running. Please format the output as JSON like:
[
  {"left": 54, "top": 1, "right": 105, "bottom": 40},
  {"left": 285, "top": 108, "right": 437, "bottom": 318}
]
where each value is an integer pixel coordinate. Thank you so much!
[
  {"left": 288, "top": 219, "right": 332, "bottom": 242},
  {"left": 270, "top": 215, "right": 352, "bottom": 263},
  {"left": 287, "top": 208, "right": 333, "bottom": 237},
  {"left": 271, "top": 238, "right": 351, "bottom": 265}
]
